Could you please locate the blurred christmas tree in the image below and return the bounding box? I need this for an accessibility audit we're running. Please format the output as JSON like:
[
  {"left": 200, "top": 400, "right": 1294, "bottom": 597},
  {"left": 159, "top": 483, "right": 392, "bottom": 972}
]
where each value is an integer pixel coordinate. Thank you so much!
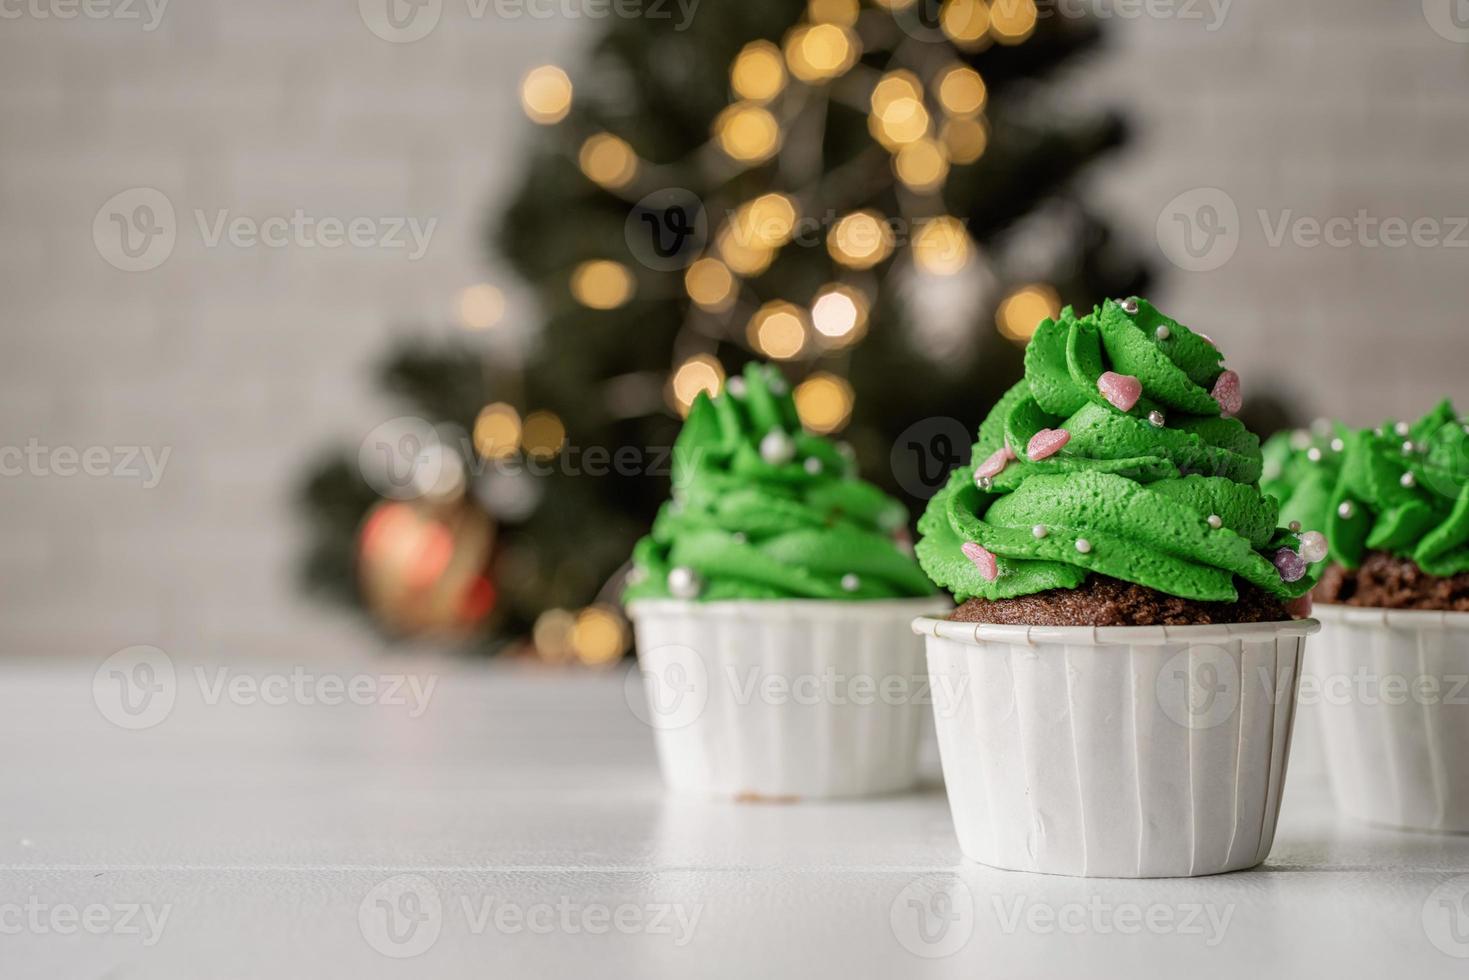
[{"left": 298, "top": 0, "right": 1151, "bottom": 661}]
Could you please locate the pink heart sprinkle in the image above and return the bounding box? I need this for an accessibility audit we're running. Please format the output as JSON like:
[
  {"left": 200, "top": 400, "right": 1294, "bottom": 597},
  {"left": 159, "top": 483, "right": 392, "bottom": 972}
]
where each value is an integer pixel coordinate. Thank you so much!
[
  {"left": 1027, "top": 428, "right": 1071, "bottom": 462},
  {"left": 1097, "top": 372, "right": 1142, "bottom": 412},
  {"left": 974, "top": 447, "right": 1010, "bottom": 480},
  {"left": 1286, "top": 593, "right": 1313, "bottom": 620},
  {"left": 1212, "top": 370, "right": 1242, "bottom": 417},
  {"left": 961, "top": 542, "right": 998, "bottom": 582}
]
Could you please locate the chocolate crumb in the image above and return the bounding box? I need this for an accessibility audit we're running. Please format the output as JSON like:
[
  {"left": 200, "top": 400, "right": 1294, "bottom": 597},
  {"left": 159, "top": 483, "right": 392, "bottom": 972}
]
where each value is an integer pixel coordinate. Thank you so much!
[
  {"left": 950, "top": 575, "right": 1290, "bottom": 627},
  {"left": 1315, "top": 551, "right": 1469, "bottom": 611}
]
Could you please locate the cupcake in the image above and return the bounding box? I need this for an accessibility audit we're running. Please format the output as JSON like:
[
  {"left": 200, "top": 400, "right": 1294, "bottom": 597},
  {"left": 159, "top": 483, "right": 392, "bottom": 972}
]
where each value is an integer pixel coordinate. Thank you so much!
[
  {"left": 912, "top": 298, "right": 1320, "bottom": 877},
  {"left": 1264, "top": 402, "right": 1469, "bottom": 832},
  {"left": 623, "top": 363, "right": 947, "bottom": 800}
]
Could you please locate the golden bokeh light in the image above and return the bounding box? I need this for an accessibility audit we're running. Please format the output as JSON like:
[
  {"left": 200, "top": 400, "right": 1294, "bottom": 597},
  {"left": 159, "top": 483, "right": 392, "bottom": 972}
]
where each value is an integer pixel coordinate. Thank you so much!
[
  {"left": 570, "top": 260, "right": 634, "bottom": 310},
  {"left": 784, "top": 23, "right": 860, "bottom": 83},
  {"left": 941, "top": 0, "right": 993, "bottom": 48},
  {"left": 716, "top": 223, "right": 775, "bottom": 277},
  {"left": 520, "top": 65, "right": 573, "bottom": 124},
  {"left": 521, "top": 410, "right": 566, "bottom": 458},
  {"left": 828, "top": 211, "right": 895, "bottom": 269},
  {"left": 684, "top": 257, "right": 737, "bottom": 312},
  {"left": 713, "top": 103, "right": 781, "bottom": 164},
  {"left": 997, "top": 283, "right": 1062, "bottom": 343},
  {"left": 795, "top": 373, "right": 855, "bottom": 434},
  {"left": 936, "top": 65, "right": 987, "bottom": 117},
  {"left": 457, "top": 283, "right": 504, "bottom": 330},
  {"left": 810, "top": 284, "right": 868, "bottom": 347},
  {"left": 533, "top": 608, "right": 576, "bottom": 662},
  {"left": 730, "top": 40, "right": 786, "bottom": 103},
  {"left": 870, "top": 70, "right": 923, "bottom": 115},
  {"left": 748, "top": 301, "right": 809, "bottom": 360},
  {"left": 670, "top": 354, "right": 726, "bottom": 415},
  {"left": 989, "top": 0, "right": 1038, "bottom": 43},
  {"left": 808, "top": 0, "right": 859, "bottom": 25},
  {"left": 871, "top": 0, "right": 917, "bottom": 8},
  {"left": 577, "top": 133, "right": 637, "bottom": 189},
  {"left": 473, "top": 403, "right": 522, "bottom": 459},
  {"left": 732, "top": 193, "right": 798, "bottom": 248},
  {"left": 569, "top": 605, "right": 628, "bottom": 666},
  {"left": 871, "top": 94, "right": 931, "bottom": 149},
  {"left": 912, "top": 216, "right": 972, "bottom": 275},
  {"left": 941, "top": 116, "right": 989, "bottom": 163},
  {"left": 894, "top": 138, "right": 950, "bottom": 192}
]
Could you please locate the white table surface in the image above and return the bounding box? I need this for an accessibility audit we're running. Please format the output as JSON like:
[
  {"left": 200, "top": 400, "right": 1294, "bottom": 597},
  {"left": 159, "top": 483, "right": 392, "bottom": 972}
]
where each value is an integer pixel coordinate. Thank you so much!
[{"left": 4, "top": 655, "right": 1469, "bottom": 979}]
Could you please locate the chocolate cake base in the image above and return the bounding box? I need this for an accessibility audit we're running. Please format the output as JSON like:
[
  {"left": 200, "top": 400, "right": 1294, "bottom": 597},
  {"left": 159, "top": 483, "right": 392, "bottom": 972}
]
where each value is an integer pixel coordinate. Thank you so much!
[
  {"left": 950, "top": 575, "right": 1290, "bottom": 627},
  {"left": 1315, "top": 551, "right": 1469, "bottom": 611}
]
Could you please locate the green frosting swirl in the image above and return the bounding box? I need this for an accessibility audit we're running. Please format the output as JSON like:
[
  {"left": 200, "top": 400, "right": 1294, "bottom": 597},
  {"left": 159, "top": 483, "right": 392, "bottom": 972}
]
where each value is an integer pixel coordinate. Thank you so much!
[
  {"left": 623, "top": 363, "right": 934, "bottom": 602},
  {"left": 916, "top": 299, "right": 1320, "bottom": 604},
  {"left": 1262, "top": 400, "right": 1469, "bottom": 576}
]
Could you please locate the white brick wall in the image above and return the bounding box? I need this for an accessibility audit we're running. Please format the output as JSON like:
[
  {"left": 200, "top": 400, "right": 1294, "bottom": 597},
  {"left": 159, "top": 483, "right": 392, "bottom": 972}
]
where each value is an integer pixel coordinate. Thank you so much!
[{"left": 1, "top": 1, "right": 1467, "bottom": 659}]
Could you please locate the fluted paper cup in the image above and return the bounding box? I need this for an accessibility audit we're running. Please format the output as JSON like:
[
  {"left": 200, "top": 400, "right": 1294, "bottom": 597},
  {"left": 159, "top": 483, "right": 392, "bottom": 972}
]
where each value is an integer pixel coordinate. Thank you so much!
[
  {"left": 915, "top": 617, "right": 1319, "bottom": 877},
  {"left": 626, "top": 597, "right": 950, "bottom": 800},
  {"left": 1308, "top": 605, "right": 1469, "bottom": 833}
]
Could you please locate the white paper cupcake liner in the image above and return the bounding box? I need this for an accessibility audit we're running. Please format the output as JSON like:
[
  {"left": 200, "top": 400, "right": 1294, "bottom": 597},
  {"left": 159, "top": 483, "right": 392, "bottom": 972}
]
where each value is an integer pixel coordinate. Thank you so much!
[
  {"left": 1308, "top": 605, "right": 1469, "bottom": 833},
  {"left": 626, "top": 597, "right": 950, "bottom": 800},
  {"left": 914, "top": 617, "right": 1319, "bottom": 878}
]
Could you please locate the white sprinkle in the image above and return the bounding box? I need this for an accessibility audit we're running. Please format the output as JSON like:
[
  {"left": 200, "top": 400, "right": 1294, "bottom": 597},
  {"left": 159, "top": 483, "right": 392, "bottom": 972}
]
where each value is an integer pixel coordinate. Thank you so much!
[
  {"left": 803, "top": 457, "right": 823, "bottom": 475},
  {"left": 1338, "top": 501, "right": 1356, "bottom": 520},
  {"left": 1120, "top": 297, "right": 1140, "bottom": 315},
  {"left": 1330, "top": 438, "right": 1345, "bottom": 452},
  {"left": 1288, "top": 520, "right": 1302, "bottom": 533},
  {"left": 759, "top": 430, "right": 795, "bottom": 466},
  {"left": 1401, "top": 472, "right": 1416, "bottom": 488},
  {"left": 841, "top": 573, "right": 861, "bottom": 593},
  {"left": 1307, "top": 447, "right": 1323, "bottom": 462},
  {"left": 1299, "top": 531, "right": 1329, "bottom": 563},
  {"left": 1075, "top": 539, "right": 1093, "bottom": 554},
  {"left": 1207, "top": 515, "right": 1223, "bottom": 529},
  {"left": 725, "top": 377, "right": 747, "bottom": 397},
  {"left": 1148, "top": 410, "right": 1167, "bottom": 428},
  {"left": 1032, "top": 525, "right": 1048, "bottom": 539},
  {"left": 667, "top": 566, "right": 702, "bottom": 599},
  {"left": 1402, "top": 440, "right": 1417, "bottom": 455},
  {"left": 1394, "top": 421, "right": 1411, "bottom": 437},
  {"left": 975, "top": 475, "right": 993, "bottom": 491},
  {"left": 1155, "top": 325, "right": 1171, "bottom": 341}
]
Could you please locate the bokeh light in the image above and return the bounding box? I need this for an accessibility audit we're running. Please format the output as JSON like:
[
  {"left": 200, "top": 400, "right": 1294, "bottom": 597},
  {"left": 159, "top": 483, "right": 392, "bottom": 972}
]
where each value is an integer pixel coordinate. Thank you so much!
[
  {"left": 828, "top": 211, "right": 895, "bottom": 269},
  {"left": 570, "top": 260, "right": 634, "bottom": 309},
  {"left": 670, "top": 354, "right": 726, "bottom": 415},
  {"left": 808, "top": 0, "right": 859, "bottom": 25},
  {"left": 990, "top": 0, "right": 1038, "bottom": 44},
  {"left": 795, "top": 373, "right": 855, "bottom": 434},
  {"left": 473, "top": 403, "right": 522, "bottom": 459},
  {"left": 941, "top": 0, "right": 993, "bottom": 49},
  {"left": 713, "top": 103, "right": 781, "bottom": 163},
  {"left": 936, "top": 65, "right": 987, "bottom": 117},
  {"left": 577, "top": 133, "right": 637, "bottom": 189},
  {"left": 716, "top": 223, "right": 775, "bottom": 277},
  {"left": 457, "top": 284, "right": 504, "bottom": 330},
  {"left": 941, "top": 116, "right": 989, "bottom": 163},
  {"left": 684, "top": 258, "right": 737, "bottom": 312},
  {"left": 730, "top": 40, "right": 786, "bottom": 103},
  {"left": 521, "top": 410, "right": 566, "bottom": 459},
  {"left": 569, "top": 605, "right": 628, "bottom": 665},
  {"left": 810, "top": 284, "right": 868, "bottom": 347},
  {"left": 732, "top": 193, "right": 798, "bottom": 247},
  {"left": 784, "top": 23, "right": 860, "bottom": 83},
  {"left": 894, "top": 138, "right": 949, "bottom": 192},
  {"left": 748, "top": 301, "right": 809, "bottom": 360},
  {"left": 520, "top": 65, "right": 573, "bottom": 124},
  {"left": 912, "top": 216, "right": 972, "bottom": 275},
  {"left": 996, "top": 283, "right": 1061, "bottom": 343}
]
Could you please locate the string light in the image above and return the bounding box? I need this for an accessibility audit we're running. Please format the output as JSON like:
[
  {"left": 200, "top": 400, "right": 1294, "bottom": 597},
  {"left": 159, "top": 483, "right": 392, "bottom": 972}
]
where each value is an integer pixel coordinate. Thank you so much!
[
  {"left": 810, "top": 284, "right": 868, "bottom": 346},
  {"left": 457, "top": 284, "right": 504, "bottom": 330},
  {"left": 684, "top": 258, "right": 736, "bottom": 312},
  {"left": 730, "top": 40, "right": 786, "bottom": 103},
  {"left": 807, "top": 0, "right": 859, "bottom": 25},
  {"left": 912, "top": 217, "right": 972, "bottom": 275},
  {"left": 989, "top": 0, "right": 1038, "bottom": 44},
  {"left": 936, "top": 65, "right": 987, "bottom": 117},
  {"left": 828, "top": 211, "right": 895, "bottom": 269},
  {"left": 577, "top": 133, "right": 637, "bottom": 189},
  {"left": 521, "top": 410, "right": 566, "bottom": 458},
  {"left": 941, "top": 0, "right": 993, "bottom": 49},
  {"left": 520, "top": 65, "right": 573, "bottom": 124},
  {"left": 570, "top": 260, "right": 634, "bottom": 309},
  {"left": 473, "top": 403, "right": 522, "bottom": 459},
  {"left": 569, "top": 605, "right": 627, "bottom": 665},
  {"left": 942, "top": 116, "right": 989, "bottom": 163},
  {"left": 997, "top": 283, "right": 1061, "bottom": 343},
  {"left": 713, "top": 103, "right": 781, "bottom": 164},
  {"left": 795, "top": 373, "right": 855, "bottom": 434},
  {"left": 670, "top": 354, "right": 726, "bottom": 414},
  {"left": 748, "top": 301, "right": 809, "bottom": 359},
  {"left": 784, "top": 23, "right": 860, "bottom": 83},
  {"left": 894, "top": 138, "right": 949, "bottom": 192},
  {"left": 716, "top": 223, "right": 775, "bottom": 276}
]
